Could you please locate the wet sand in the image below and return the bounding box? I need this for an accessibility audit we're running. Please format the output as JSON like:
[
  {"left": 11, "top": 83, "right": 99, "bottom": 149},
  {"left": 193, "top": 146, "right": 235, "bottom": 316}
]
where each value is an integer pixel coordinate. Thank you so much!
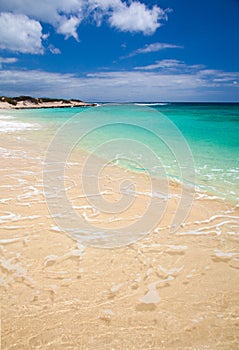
[{"left": 1, "top": 123, "right": 239, "bottom": 349}]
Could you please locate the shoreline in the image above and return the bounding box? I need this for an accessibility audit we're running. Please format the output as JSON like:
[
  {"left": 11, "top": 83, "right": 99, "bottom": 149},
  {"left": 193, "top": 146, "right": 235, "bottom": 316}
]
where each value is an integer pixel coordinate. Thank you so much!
[{"left": 1, "top": 111, "right": 238, "bottom": 349}]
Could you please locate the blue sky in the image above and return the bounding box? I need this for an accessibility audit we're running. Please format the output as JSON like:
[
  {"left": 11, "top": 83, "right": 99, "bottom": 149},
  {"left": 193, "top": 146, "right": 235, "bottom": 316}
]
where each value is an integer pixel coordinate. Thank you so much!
[{"left": 0, "top": 0, "right": 238, "bottom": 101}]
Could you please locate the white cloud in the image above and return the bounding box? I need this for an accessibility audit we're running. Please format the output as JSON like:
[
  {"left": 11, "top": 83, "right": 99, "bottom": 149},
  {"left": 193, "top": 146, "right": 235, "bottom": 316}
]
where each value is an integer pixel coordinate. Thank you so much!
[
  {"left": 0, "top": 12, "right": 45, "bottom": 54},
  {"left": 48, "top": 45, "right": 61, "bottom": 55},
  {"left": 88, "top": 0, "right": 168, "bottom": 34},
  {"left": 0, "top": 0, "right": 83, "bottom": 40},
  {"left": 0, "top": 57, "right": 18, "bottom": 64},
  {"left": 57, "top": 16, "right": 81, "bottom": 40},
  {"left": 135, "top": 59, "right": 184, "bottom": 70},
  {"left": 137, "top": 42, "right": 182, "bottom": 53},
  {"left": 0, "top": 0, "right": 167, "bottom": 42},
  {"left": 0, "top": 56, "right": 18, "bottom": 68},
  {"left": 0, "top": 66, "right": 238, "bottom": 102},
  {"left": 0, "top": 0, "right": 83, "bottom": 26},
  {"left": 199, "top": 70, "right": 239, "bottom": 84},
  {"left": 127, "top": 43, "right": 182, "bottom": 58},
  {"left": 109, "top": 2, "right": 166, "bottom": 34},
  {"left": 134, "top": 59, "right": 205, "bottom": 72}
]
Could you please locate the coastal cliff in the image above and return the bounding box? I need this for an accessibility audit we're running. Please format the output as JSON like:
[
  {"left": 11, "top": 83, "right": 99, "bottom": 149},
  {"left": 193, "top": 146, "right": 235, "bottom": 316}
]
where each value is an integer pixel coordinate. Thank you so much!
[{"left": 0, "top": 96, "right": 96, "bottom": 109}]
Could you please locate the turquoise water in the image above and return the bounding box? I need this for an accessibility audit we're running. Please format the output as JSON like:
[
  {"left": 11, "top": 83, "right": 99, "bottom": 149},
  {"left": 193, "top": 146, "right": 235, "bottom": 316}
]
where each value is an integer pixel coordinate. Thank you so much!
[
  {"left": 153, "top": 103, "right": 239, "bottom": 200},
  {"left": 1, "top": 103, "right": 239, "bottom": 202}
]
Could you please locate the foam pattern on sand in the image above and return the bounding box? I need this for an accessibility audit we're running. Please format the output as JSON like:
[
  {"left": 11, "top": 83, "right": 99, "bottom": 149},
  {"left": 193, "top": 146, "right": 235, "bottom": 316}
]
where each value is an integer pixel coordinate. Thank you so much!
[{"left": 1, "top": 107, "right": 239, "bottom": 349}]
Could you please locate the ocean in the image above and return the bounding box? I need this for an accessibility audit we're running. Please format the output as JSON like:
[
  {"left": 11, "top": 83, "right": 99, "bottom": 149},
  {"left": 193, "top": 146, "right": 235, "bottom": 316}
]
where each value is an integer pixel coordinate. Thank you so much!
[{"left": 1, "top": 102, "right": 238, "bottom": 203}]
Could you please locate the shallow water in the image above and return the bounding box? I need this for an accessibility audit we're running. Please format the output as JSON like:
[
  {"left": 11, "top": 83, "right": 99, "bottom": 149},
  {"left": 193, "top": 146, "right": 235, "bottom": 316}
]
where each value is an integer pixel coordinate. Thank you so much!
[{"left": 1, "top": 103, "right": 238, "bottom": 201}]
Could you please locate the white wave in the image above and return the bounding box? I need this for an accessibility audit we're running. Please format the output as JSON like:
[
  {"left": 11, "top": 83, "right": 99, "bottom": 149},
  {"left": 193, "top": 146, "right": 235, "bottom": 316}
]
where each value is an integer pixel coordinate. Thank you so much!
[
  {"left": 0, "top": 211, "right": 40, "bottom": 223},
  {"left": 17, "top": 186, "right": 41, "bottom": 200},
  {"left": 0, "top": 120, "right": 40, "bottom": 133},
  {"left": 194, "top": 214, "right": 239, "bottom": 225},
  {"left": 178, "top": 219, "right": 238, "bottom": 236},
  {"left": 121, "top": 186, "right": 178, "bottom": 200},
  {"left": 195, "top": 193, "right": 221, "bottom": 201},
  {"left": 0, "top": 146, "right": 29, "bottom": 159},
  {"left": 134, "top": 103, "right": 169, "bottom": 106},
  {"left": 0, "top": 115, "right": 15, "bottom": 120}
]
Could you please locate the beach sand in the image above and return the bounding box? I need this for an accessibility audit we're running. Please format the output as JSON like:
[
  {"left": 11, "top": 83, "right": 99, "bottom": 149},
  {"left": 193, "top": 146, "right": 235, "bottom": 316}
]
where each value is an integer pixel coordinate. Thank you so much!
[{"left": 1, "top": 122, "right": 239, "bottom": 349}]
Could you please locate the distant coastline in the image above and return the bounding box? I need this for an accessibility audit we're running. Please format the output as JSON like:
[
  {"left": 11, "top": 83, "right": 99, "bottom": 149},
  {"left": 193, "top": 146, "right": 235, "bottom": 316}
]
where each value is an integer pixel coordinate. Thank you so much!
[{"left": 0, "top": 96, "right": 97, "bottom": 109}]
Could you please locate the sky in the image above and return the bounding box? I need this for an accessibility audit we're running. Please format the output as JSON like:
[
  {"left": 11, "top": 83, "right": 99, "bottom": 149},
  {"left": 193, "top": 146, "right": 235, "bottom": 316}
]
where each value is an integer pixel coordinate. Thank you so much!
[{"left": 0, "top": 0, "right": 239, "bottom": 102}]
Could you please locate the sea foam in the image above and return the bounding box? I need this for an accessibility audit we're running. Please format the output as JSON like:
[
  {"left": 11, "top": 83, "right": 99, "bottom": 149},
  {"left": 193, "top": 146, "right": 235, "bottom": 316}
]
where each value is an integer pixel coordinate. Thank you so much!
[{"left": 0, "top": 115, "right": 40, "bottom": 133}]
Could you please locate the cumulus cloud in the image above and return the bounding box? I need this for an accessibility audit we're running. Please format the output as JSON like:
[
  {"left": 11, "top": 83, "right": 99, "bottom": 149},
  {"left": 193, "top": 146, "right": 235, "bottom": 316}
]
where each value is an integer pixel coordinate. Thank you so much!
[
  {"left": 0, "top": 12, "right": 45, "bottom": 54},
  {"left": 0, "top": 0, "right": 167, "bottom": 41},
  {"left": 87, "top": 0, "right": 167, "bottom": 34},
  {"left": 0, "top": 0, "right": 83, "bottom": 27},
  {"left": 109, "top": 2, "right": 166, "bottom": 34},
  {"left": 0, "top": 0, "right": 83, "bottom": 40},
  {"left": 86, "top": 0, "right": 168, "bottom": 34},
  {"left": 56, "top": 15, "right": 81, "bottom": 40}
]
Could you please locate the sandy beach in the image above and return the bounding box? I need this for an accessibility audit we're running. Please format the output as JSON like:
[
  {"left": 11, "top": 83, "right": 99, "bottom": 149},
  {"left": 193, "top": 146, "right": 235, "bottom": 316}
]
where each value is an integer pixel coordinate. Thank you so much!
[
  {"left": 0, "top": 0, "right": 238, "bottom": 345},
  {"left": 1, "top": 108, "right": 238, "bottom": 349}
]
